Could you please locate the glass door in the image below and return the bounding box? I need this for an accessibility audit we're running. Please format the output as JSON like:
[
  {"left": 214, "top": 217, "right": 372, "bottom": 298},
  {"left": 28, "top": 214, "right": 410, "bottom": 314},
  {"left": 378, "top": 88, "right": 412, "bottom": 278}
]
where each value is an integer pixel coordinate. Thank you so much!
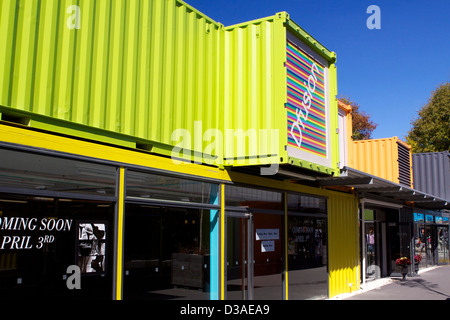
[
  {"left": 226, "top": 212, "right": 253, "bottom": 300},
  {"left": 425, "top": 225, "right": 435, "bottom": 265},
  {"left": 365, "top": 222, "right": 380, "bottom": 280},
  {"left": 437, "top": 226, "right": 449, "bottom": 265}
]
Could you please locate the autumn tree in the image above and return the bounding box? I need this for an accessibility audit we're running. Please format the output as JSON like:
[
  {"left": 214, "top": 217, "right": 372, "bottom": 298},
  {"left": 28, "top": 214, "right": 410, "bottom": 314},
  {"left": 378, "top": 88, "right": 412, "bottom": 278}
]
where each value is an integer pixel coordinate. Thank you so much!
[
  {"left": 406, "top": 82, "right": 450, "bottom": 153},
  {"left": 338, "top": 96, "right": 378, "bottom": 140}
]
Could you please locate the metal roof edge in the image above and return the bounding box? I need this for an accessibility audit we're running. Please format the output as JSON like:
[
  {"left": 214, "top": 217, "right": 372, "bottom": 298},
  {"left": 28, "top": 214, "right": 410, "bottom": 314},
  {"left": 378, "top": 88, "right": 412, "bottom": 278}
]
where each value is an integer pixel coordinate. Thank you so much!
[
  {"left": 284, "top": 15, "right": 336, "bottom": 63},
  {"left": 177, "top": 0, "right": 223, "bottom": 27},
  {"left": 321, "top": 166, "right": 450, "bottom": 210},
  {"left": 412, "top": 150, "right": 450, "bottom": 156},
  {"left": 223, "top": 13, "right": 281, "bottom": 30},
  {"left": 222, "top": 11, "right": 336, "bottom": 64}
]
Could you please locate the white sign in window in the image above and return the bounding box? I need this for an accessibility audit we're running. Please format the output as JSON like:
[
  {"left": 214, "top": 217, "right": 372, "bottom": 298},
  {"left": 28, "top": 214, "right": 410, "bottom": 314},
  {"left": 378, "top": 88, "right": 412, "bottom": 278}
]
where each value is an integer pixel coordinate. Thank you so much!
[
  {"left": 261, "top": 241, "right": 275, "bottom": 252},
  {"left": 255, "top": 229, "right": 279, "bottom": 240}
]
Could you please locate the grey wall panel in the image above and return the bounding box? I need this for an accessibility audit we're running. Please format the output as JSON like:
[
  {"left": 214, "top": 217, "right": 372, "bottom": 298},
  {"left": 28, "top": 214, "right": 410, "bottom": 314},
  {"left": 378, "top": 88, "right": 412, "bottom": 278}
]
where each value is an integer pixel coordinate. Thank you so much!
[{"left": 412, "top": 151, "right": 450, "bottom": 200}]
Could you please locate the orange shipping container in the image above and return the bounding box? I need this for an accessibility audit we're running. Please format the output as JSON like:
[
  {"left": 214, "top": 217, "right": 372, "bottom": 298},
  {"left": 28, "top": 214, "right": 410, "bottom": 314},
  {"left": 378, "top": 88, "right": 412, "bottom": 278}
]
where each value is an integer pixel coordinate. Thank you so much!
[{"left": 349, "top": 137, "right": 412, "bottom": 187}]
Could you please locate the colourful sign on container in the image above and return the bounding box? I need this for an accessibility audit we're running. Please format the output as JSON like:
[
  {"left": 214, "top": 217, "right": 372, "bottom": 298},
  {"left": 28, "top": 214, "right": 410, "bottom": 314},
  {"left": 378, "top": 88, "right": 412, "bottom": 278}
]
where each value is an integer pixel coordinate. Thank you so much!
[{"left": 286, "top": 40, "right": 327, "bottom": 158}]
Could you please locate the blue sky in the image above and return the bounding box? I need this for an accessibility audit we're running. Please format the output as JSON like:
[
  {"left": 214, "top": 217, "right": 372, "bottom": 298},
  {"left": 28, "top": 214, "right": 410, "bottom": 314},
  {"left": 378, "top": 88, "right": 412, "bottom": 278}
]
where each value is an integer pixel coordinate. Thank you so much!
[{"left": 186, "top": 0, "right": 450, "bottom": 141}]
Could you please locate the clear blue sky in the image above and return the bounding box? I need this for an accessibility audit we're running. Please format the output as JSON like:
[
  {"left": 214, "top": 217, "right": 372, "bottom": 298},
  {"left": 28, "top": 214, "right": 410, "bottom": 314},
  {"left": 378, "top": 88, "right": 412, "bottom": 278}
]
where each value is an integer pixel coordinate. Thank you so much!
[{"left": 186, "top": 0, "right": 450, "bottom": 141}]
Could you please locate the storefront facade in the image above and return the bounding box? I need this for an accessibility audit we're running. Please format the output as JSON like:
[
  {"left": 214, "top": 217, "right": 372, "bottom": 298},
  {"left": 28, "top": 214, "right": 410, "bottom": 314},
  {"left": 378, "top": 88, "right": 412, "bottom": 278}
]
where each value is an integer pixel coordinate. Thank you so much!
[
  {"left": 0, "top": 146, "right": 117, "bottom": 299},
  {"left": 361, "top": 206, "right": 401, "bottom": 281},
  {"left": 0, "top": 124, "right": 359, "bottom": 300},
  {"left": 339, "top": 128, "right": 450, "bottom": 285},
  {"left": 360, "top": 202, "right": 417, "bottom": 282},
  {"left": 2, "top": 0, "right": 448, "bottom": 300},
  {"left": 340, "top": 166, "right": 450, "bottom": 286},
  {"left": 0, "top": 0, "right": 363, "bottom": 300},
  {"left": 413, "top": 210, "right": 449, "bottom": 269},
  {"left": 359, "top": 201, "right": 450, "bottom": 284}
]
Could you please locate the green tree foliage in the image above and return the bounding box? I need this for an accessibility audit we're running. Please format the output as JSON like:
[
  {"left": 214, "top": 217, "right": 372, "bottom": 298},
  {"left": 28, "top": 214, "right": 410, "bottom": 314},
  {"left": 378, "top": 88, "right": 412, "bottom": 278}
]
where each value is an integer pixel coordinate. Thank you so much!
[
  {"left": 338, "top": 96, "right": 378, "bottom": 140},
  {"left": 406, "top": 82, "right": 450, "bottom": 153}
]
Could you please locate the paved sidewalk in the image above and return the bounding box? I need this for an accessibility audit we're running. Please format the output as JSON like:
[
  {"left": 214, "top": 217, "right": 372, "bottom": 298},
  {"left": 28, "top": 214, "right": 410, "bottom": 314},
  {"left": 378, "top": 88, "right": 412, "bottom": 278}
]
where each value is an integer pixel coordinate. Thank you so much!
[{"left": 335, "top": 265, "right": 450, "bottom": 300}]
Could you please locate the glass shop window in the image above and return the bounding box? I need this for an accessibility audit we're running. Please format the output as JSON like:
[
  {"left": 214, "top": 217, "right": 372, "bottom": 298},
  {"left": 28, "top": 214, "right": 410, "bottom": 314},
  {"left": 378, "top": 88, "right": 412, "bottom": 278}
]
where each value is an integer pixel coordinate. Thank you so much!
[
  {"left": 0, "top": 148, "right": 116, "bottom": 197},
  {"left": 126, "top": 170, "right": 219, "bottom": 204},
  {"left": 287, "top": 193, "right": 328, "bottom": 300},
  {"left": 225, "top": 185, "right": 284, "bottom": 300},
  {"left": 225, "top": 185, "right": 283, "bottom": 211},
  {"left": 123, "top": 204, "right": 212, "bottom": 300},
  {"left": 0, "top": 194, "right": 115, "bottom": 299},
  {"left": 287, "top": 193, "right": 326, "bottom": 214}
]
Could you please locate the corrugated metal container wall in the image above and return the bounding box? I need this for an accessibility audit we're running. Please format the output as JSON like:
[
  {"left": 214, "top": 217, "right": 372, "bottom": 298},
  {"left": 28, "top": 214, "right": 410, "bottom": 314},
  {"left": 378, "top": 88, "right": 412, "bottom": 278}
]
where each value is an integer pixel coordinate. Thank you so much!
[
  {"left": 222, "top": 14, "right": 287, "bottom": 166},
  {"left": 413, "top": 151, "right": 450, "bottom": 200},
  {"left": 327, "top": 191, "right": 360, "bottom": 298},
  {"left": 351, "top": 138, "right": 398, "bottom": 182},
  {"left": 0, "top": 0, "right": 222, "bottom": 156},
  {"left": 221, "top": 13, "right": 340, "bottom": 176},
  {"left": 350, "top": 137, "right": 412, "bottom": 187}
]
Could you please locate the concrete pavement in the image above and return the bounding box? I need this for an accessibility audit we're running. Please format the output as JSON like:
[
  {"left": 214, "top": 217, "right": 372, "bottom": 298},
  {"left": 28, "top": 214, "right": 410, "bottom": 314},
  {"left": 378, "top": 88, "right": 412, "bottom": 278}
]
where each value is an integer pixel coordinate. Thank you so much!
[{"left": 334, "top": 265, "right": 450, "bottom": 300}]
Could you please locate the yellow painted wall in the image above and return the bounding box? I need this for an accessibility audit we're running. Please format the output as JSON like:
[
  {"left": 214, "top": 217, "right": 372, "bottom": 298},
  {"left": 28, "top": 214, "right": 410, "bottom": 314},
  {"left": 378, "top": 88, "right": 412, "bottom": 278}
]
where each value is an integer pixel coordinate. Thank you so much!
[{"left": 327, "top": 192, "right": 360, "bottom": 297}]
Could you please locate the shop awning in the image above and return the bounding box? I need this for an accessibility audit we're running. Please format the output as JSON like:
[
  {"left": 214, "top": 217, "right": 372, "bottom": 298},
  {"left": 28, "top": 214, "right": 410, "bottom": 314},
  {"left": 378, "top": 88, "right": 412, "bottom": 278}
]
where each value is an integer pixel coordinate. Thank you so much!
[
  {"left": 230, "top": 164, "right": 449, "bottom": 210},
  {"left": 314, "top": 166, "right": 450, "bottom": 210}
]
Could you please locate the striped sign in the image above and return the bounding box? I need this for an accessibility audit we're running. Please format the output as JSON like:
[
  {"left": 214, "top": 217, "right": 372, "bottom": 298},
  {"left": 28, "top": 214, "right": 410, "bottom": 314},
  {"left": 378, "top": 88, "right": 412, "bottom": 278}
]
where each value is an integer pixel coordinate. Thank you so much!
[{"left": 286, "top": 41, "right": 327, "bottom": 158}]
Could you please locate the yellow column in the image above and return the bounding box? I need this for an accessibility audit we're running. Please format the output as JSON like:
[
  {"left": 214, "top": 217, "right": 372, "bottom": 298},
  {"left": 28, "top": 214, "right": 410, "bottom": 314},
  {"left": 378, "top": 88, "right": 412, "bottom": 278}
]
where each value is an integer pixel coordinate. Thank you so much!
[
  {"left": 115, "top": 167, "right": 125, "bottom": 300},
  {"left": 284, "top": 192, "right": 289, "bottom": 300}
]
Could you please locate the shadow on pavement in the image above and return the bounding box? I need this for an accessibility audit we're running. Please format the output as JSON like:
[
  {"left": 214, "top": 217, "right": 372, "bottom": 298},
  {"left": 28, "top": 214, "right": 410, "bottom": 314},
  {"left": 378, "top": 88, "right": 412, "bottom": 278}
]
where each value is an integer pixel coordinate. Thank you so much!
[{"left": 392, "top": 277, "right": 450, "bottom": 299}]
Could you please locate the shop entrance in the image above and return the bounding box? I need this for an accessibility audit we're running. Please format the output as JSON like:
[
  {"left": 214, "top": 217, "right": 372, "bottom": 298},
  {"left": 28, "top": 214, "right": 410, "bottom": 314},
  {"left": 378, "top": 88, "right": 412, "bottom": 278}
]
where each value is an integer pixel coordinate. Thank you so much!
[
  {"left": 418, "top": 225, "right": 449, "bottom": 266},
  {"left": 363, "top": 210, "right": 387, "bottom": 280},
  {"left": 362, "top": 208, "right": 406, "bottom": 280},
  {"left": 437, "top": 226, "right": 449, "bottom": 264},
  {"left": 426, "top": 225, "right": 436, "bottom": 265},
  {"left": 225, "top": 210, "right": 284, "bottom": 300},
  {"left": 414, "top": 213, "right": 450, "bottom": 268},
  {"left": 362, "top": 207, "right": 407, "bottom": 280},
  {"left": 224, "top": 185, "right": 284, "bottom": 300},
  {"left": 365, "top": 221, "right": 383, "bottom": 280},
  {"left": 225, "top": 211, "right": 253, "bottom": 300}
]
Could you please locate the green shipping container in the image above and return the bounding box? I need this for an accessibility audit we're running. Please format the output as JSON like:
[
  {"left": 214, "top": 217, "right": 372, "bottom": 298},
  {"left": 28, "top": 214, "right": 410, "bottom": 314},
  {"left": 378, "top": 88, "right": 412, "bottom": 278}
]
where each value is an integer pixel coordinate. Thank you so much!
[
  {"left": 0, "top": 0, "right": 223, "bottom": 155},
  {"left": 0, "top": 0, "right": 339, "bottom": 176},
  {"left": 221, "top": 12, "right": 339, "bottom": 176}
]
